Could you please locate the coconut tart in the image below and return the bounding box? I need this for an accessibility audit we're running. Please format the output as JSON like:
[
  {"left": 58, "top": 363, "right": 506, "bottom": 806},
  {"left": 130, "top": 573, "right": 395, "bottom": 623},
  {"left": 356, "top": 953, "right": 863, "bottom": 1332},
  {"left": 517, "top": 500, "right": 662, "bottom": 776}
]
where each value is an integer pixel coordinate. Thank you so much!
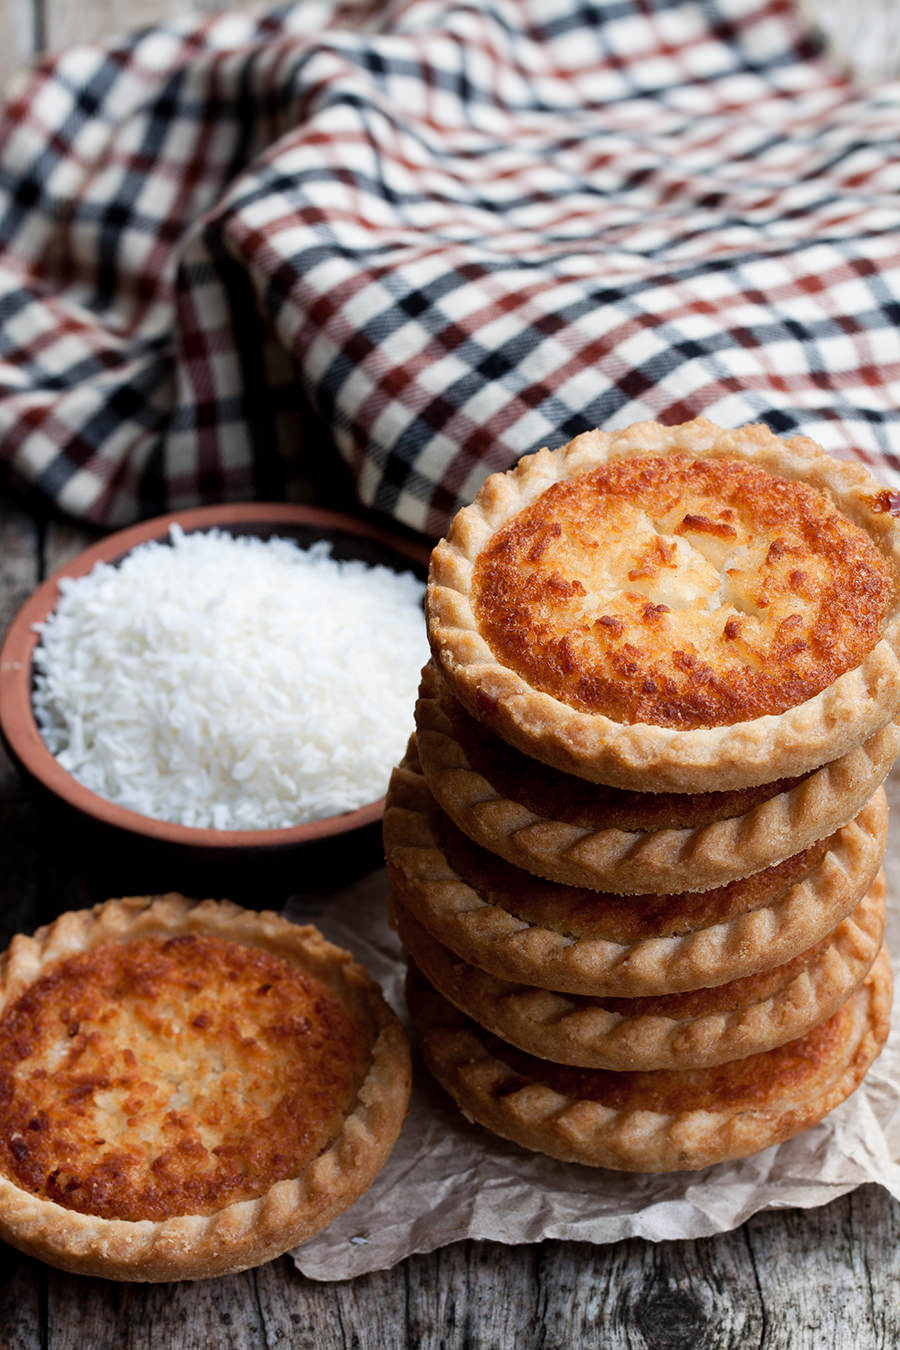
[
  {"left": 405, "top": 950, "right": 892, "bottom": 1172},
  {"left": 392, "top": 870, "right": 885, "bottom": 1072},
  {"left": 0, "top": 895, "right": 410, "bottom": 1281},
  {"left": 384, "top": 746, "right": 887, "bottom": 998},
  {"left": 426, "top": 419, "right": 900, "bottom": 792},
  {"left": 414, "top": 659, "right": 899, "bottom": 893}
]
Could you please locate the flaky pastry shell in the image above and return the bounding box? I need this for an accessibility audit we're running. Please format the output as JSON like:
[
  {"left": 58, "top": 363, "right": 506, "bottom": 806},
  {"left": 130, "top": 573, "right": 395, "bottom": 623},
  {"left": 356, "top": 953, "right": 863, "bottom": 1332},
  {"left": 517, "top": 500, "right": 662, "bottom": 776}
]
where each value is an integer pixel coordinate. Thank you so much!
[
  {"left": 426, "top": 419, "right": 900, "bottom": 792},
  {"left": 406, "top": 948, "right": 892, "bottom": 1172},
  {"left": 417, "top": 659, "right": 821, "bottom": 832},
  {"left": 0, "top": 895, "right": 411, "bottom": 1282},
  {"left": 392, "top": 872, "right": 885, "bottom": 1070},
  {"left": 384, "top": 753, "right": 887, "bottom": 996},
  {"left": 415, "top": 662, "right": 899, "bottom": 892}
]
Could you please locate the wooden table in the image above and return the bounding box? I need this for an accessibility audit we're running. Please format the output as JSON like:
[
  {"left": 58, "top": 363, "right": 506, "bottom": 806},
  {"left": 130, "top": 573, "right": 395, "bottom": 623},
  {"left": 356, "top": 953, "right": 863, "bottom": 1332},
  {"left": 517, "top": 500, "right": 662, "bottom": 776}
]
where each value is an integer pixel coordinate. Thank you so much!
[
  {"left": 0, "top": 483, "right": 898, "bottom": 1349},
  {"left": 3, "top": 0, "right": 900, "bottom": 93}
]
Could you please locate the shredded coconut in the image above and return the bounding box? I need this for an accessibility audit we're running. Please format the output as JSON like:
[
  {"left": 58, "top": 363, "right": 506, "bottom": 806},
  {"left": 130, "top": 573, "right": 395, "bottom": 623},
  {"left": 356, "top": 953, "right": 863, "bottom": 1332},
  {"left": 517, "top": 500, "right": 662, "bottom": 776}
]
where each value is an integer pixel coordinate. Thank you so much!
[{"left": 32, "top": 526, "right": 429, "bottom": 831}]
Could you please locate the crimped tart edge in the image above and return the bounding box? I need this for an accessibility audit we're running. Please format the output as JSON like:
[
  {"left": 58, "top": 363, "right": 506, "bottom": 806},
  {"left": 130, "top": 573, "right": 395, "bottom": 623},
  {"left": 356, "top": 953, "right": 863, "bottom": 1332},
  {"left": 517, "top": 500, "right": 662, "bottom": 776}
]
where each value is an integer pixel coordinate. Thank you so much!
[
  {"left": 415, "top": 678, "right": 900, "bottom": 892},
  {"left": 0, "top": 895, "right": 411, "bottom": 1282},
  {"left": 426, "top": 418, "right": 900, "bottom": 793},
  {"left": 407, "top": 947, "right": 893, "bottom": 1173},
  {"left": 383, "top": 761, "right": 888, "bottom": 996},
  {"left": 391, "top": 872, "right": 886, "bottom": 1070}
]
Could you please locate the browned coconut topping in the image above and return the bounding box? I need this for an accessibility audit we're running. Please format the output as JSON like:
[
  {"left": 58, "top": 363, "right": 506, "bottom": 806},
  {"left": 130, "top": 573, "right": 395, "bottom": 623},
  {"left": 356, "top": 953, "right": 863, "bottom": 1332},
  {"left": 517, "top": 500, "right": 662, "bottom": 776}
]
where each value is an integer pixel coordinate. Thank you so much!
[
  {"left": 471, "top": 455, "right": 892, "bottom": 727},
  {"left": 0, "top": 935, "right": 370, "bottom": 1221}
]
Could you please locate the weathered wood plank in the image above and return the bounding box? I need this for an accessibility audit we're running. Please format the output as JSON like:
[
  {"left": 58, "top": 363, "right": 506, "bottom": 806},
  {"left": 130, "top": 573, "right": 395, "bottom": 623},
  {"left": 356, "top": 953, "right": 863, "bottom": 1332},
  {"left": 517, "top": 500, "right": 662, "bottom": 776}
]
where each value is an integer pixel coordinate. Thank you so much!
[
  {"left": 800, "top": 0, "right": 900, "bottom": 80},
  {"left": 254, "top": 1257, "right": 409, "bottom": 1350},
  {"left": 3, "top": 1190, "right": 900, "bottom": 1348},
  {"left": 0, "top": 3, "right": 899, "bottom": 1345},
  {"left": 42, "top": 517, "right": 100, "bottom": 576},
  {"left": 848, "top": 1184, "right": 900, "bottom": 1347},
  {"left": 27, "top": 0, "right": 900, "bottom": 87},
  {"left": 29, "top": 518, "right": 99, "bottom": 923},
  {"left": 3, "top": 507, "right": 900, "bottom": 1350},
  {"left": 531, "top": 1231, "right": 766, "bottom": 1350},
  {"left": 45, "top": 0, "right": 258, "bottom": 56},
  {"left": 46, "top": 0, "right": 182, "bottom": 55},
  {"left": 0, "top": 498, "right": 42, "bottom": 945},
  {"left": 0, "top": 1249, "right": 43, "bottom": 1350},
  {"left": 738, "top": 1183, "right": 900, "bottom": 1350},
  {"left": 0, "top": 0, "right": 38, "bottom": 96},
  {"left": 44, "top": 1266, "right": 268, "bottom": 1349},
  {"left": 0, "top": 499, "right": 41, "bottom": 628},
  {"left": 263, "top": 1240, "right": 545, "bottom": 1350},
  {"left": 0, "top": 503, "right": 48, "bottom": 1336}
]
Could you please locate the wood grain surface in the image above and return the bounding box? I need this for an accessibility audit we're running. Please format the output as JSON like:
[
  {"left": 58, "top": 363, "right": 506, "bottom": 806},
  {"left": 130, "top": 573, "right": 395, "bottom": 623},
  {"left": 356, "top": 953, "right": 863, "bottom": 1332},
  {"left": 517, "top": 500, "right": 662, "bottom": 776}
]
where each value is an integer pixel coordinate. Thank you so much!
[
  {"left": 7, "top": 1183, "right": 899, "bottom": 1350},
  {"left": 1, "top": 481, "right": 900, "bottom": 1347},
  {"left": 2, "top": 0, "right": 900, "bottom": 1343},
  {"left": 2, "top": 0, "right": 900, "bottom": 89}
]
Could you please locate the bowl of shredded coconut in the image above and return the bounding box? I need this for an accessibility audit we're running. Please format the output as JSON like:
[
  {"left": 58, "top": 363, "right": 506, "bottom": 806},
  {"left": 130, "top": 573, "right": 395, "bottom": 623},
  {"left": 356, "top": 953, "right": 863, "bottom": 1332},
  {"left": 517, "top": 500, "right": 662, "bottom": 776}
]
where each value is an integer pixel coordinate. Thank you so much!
[{"left": 0, "top": 503, "right": 431, "bottom": 895}]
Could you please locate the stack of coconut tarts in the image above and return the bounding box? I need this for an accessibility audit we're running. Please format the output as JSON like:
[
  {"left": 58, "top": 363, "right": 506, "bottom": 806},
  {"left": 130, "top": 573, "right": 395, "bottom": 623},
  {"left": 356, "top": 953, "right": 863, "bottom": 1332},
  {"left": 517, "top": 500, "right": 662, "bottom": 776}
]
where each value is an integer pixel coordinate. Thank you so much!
[{"left": 384, "top": 417, "right": 900, "bottom": 1174}]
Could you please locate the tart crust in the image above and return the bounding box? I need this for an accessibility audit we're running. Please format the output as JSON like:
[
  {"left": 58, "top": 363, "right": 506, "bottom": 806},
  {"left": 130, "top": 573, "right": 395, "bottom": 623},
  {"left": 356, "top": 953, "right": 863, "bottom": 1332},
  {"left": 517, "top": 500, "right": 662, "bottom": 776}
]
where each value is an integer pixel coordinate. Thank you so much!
[
  {"left": 392, "top": 872, "right": 885, "bottom": 1070},
  {"left": 0, "top": 895, "right": 411, "bottom": 1281},
  {"left": 418, "top": 660, "right": 820, "bottom": 832},
  {"left": 426, "top": 419, "right": 900, "bottom": 792},
  {"left": 406, "top": 947, "right": 893, "bottom": 1172},
  {"left": 415, "top": 662, "right": 900, "bottom": 892},
  {"left": 384, "top": 750, "right": 888, "bottom": 996}
]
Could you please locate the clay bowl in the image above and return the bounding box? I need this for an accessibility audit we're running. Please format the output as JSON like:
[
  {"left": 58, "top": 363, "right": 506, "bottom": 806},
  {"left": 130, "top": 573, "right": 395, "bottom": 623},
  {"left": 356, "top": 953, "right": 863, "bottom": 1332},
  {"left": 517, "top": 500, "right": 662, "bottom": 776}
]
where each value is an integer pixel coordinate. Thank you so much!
[{"left": 0, "top": 503, "right": 430, "bottom": 906}]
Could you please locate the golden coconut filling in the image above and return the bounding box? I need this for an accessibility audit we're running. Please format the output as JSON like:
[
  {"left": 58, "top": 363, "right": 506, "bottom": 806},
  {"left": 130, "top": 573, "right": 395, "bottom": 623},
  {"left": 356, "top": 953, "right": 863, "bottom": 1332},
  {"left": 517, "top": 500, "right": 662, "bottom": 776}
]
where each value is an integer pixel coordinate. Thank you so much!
[
  {"left": 471, "top": 454, "right": 892, "bottom": 728},
  {"left": 0, "top": 934, "right": 370, "bottom": 1222}
]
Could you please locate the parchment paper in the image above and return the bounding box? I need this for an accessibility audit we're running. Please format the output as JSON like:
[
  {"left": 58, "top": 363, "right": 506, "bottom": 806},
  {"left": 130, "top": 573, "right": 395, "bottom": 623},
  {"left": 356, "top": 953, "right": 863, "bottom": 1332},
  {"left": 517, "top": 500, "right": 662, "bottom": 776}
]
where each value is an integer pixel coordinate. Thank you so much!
[{"left": 286, "top": 765, "right": 900, "bottom": 1281}]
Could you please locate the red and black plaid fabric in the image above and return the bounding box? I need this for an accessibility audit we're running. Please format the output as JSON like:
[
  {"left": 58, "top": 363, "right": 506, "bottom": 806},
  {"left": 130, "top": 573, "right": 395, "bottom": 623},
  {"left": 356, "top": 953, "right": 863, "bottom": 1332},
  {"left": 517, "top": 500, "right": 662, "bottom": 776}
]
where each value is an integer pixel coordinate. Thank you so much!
[{"left": 2, "top": 0, "right": 900, "bottom": 535}]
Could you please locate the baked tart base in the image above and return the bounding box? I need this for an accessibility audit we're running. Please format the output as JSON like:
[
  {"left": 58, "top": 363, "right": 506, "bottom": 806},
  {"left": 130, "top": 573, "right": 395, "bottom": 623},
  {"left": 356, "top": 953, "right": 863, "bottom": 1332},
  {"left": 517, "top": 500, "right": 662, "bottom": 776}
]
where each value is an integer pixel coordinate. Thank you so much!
[
  {"left": 426, "top": 419, "right": 900, "bottom": 792},
  {"left": 392, "top": 872, "right": 885, "bottom": 1070},
  {"left": 406, "top": 948, "right": 893, "bottom": 1172},
  {"left": 416, "top": 660, "right": 900, "bottom": 892},
  {"left": 418, "top": 659, "right": 822, "bottom": 831},
  {"left": 0, "top": 895, "right": 411, "bottom": 1282},
  {"left": 384, "top": 749, "right": 887, "bottom": 997}
]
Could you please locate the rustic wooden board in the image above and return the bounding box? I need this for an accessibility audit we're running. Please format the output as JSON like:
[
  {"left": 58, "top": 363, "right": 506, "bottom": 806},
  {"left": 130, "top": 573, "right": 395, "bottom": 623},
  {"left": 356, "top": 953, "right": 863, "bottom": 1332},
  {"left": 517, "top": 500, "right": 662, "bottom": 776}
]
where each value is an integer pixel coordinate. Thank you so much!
[
  {"left": 799, "top": 0, "right": 900, "bottom": 79},
  {"left": 44, "top": 0, "right": 250, "bottom": 57},
  {"left": 1, "top": 0, "right": 898, "bottom": 92},
  {"left": 0, "top": 498, "right": 41, "bottom": 949},
  {"left": 0, "top": 0, "right": 37, "bottom": 94},
  {"left": 0, "top": 491, "right": 899, "bottom": 1346},
  {"left": 0, "top": 0, "right": 258, "bottom": 89},
  {"left": 2, "top": 1188, "right": 900, "bottom": 1347},
  {"left": 2, "top": 0, "right": 900, "bottom": 1340}
]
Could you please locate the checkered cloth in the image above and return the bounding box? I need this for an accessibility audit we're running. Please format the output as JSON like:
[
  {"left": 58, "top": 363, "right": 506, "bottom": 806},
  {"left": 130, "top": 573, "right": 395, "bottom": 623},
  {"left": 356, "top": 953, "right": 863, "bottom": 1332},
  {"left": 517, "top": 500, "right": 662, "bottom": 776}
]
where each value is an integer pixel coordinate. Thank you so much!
[{"left": 2, "top": 0, "right": 900, "bottom": 535}]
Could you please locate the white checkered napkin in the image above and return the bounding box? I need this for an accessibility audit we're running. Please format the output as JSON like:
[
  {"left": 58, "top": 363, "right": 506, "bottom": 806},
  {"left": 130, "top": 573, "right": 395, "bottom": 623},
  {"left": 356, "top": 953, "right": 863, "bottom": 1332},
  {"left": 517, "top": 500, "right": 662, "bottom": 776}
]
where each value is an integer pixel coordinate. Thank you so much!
[{"left": 1, "top": 0, "right": 900, "bottom": 532}]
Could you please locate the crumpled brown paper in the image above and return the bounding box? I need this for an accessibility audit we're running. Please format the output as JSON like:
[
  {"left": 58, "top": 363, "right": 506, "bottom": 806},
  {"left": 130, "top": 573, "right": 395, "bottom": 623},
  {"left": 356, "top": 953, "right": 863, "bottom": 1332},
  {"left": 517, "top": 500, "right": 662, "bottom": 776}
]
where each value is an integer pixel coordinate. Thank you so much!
[{"left": 287, "top": 765, "right": 900, "bottom": 1281}]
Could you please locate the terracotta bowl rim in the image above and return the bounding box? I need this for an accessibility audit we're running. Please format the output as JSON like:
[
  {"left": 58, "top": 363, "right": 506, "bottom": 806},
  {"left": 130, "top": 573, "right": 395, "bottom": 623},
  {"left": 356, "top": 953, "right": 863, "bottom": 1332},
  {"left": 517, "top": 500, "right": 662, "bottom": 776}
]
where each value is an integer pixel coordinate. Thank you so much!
[{"left": 0, "top": 502, "right": 430, "bottom": 852}]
